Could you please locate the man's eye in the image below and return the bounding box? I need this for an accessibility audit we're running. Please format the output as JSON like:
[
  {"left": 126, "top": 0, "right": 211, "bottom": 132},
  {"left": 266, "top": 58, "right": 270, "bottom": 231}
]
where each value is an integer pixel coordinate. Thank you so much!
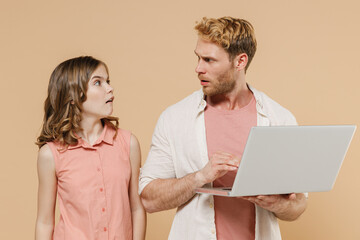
[{"left": 204, "top": 58, "right": 212, "bottom": 62}]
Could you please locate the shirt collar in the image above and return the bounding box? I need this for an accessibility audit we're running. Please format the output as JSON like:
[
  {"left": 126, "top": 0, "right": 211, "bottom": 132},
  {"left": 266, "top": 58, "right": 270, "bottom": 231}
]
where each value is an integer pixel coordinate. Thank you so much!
[
  {"left": 197, "top": 90, "right": 207, "bottom": 111},
  {"left": 68, "top": 124, "right": 115, "bottom": 150},
  {"left": 247, "top": 85, "right": 269, "bottom": 118}
]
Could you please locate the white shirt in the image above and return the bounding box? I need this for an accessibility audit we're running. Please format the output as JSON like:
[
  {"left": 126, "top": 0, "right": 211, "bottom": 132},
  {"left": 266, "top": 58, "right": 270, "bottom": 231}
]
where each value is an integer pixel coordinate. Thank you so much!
[{"left": 139, "top": 86, "right": 297, "bottom": 240}]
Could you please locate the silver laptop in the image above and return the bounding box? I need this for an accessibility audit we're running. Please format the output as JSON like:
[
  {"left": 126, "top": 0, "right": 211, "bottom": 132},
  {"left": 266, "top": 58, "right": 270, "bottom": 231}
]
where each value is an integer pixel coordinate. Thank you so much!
[{"left": 196, "top": 125, "right": 356, "bottom": 197}]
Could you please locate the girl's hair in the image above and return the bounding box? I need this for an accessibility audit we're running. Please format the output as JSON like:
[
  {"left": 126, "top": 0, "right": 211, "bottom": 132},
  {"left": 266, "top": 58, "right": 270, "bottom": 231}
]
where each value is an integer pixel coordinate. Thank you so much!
[{"left": 36, "top": 56, "right": 119, "bottom": 149}]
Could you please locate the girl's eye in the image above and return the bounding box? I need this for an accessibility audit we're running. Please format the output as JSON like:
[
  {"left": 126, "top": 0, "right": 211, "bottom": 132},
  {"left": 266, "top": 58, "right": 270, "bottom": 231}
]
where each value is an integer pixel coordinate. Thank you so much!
[
  {"left": 106, "top": 79, "right": 111, "bottom": 85},
  {"left": 94, "top": 80, "right": 100, "bottom": 86}
]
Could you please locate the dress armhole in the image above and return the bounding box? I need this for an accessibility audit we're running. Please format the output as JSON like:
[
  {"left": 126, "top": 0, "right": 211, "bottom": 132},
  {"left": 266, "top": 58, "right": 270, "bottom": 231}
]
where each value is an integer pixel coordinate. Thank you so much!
[{"left": 117, "top": 128, "right": 131, "bottom": 159}]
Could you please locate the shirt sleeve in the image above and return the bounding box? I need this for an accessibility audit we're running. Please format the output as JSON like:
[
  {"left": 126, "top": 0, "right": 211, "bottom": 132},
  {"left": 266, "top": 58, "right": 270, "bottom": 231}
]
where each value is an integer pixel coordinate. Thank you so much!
[{"left": 139, "top": 111, "right": 176, "bottom": 194}]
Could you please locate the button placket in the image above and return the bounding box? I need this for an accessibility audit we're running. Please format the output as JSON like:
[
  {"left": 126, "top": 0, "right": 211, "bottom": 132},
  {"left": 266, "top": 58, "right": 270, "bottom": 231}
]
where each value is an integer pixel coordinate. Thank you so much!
[
  {"left": 94, "top": 149, "right": 109, "bottom": 237},
  {"left": 96, "top": 150, "right": 106, "bottom": 195}
]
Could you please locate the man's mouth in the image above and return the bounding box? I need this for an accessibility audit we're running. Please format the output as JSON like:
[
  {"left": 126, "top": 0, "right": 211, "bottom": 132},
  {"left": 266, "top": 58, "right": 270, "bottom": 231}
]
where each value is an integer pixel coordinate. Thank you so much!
[{"left": 201, "top": 80, "right": 209, "bottom": 86}]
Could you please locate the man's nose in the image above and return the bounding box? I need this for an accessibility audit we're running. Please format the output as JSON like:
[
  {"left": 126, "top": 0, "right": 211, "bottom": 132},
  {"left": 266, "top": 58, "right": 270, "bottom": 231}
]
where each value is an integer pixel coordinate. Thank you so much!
[{"left": 195, "top": 61, "right": 205, "bottom": 74}]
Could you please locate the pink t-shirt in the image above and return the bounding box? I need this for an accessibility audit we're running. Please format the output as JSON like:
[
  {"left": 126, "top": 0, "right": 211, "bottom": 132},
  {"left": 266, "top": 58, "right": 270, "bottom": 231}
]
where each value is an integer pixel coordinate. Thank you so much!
[
  {"left": 205, "top": 95, "right": 257, "bottom": 240},
  {"left": 47, "top": 125, "right": 133, "bottom": 240}
]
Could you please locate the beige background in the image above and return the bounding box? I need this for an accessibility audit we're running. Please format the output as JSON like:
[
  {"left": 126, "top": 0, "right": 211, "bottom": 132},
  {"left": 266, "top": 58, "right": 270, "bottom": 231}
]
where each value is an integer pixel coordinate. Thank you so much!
[{"left": 1, "top": 0, "right": 359, "bottom": 239}]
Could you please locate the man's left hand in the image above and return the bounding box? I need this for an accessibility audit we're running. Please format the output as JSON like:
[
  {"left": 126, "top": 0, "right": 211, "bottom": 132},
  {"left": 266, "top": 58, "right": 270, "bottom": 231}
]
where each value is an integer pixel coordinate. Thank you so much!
[{"left": 241, "top": 193, "right": 307, "bottom": 221}]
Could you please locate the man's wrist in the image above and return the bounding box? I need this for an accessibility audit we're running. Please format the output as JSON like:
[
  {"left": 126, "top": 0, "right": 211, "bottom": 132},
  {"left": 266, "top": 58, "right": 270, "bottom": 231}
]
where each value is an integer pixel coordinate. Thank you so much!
[{"left": 194, "top": 171, "right": 207, "bottom": 188}]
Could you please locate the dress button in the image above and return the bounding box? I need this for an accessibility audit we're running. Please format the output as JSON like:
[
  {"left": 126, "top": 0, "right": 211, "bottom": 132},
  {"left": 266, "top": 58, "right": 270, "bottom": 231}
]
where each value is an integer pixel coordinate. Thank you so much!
[
  {"left": 100, "top": 188, "right": 103, "bottom": 192},
  {"left": 104, "top": 227, "right": 107, "bottom": 232},
  {"left": 211, "top": 228, "right": 215, "bottom": 234},
  {"left": 209, "top": 203, "right": 213, "bottom": 208}
]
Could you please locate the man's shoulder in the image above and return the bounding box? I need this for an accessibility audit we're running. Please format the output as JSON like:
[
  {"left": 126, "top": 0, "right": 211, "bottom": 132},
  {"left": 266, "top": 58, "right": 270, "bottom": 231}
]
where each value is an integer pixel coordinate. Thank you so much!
[
  {"left": 252, "top": 87, "right": 297, "bottom": 125},
  {"left": 260, "top": 91, "right": 291, "bottom": 113},
  {"left": 162, "top": 89, "right": 203, "bottom": 116}
]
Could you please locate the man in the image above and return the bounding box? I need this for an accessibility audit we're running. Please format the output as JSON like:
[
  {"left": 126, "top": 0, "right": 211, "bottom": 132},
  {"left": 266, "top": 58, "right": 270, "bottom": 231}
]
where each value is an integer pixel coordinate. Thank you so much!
[{"left": 139, "top": 16, "right": 307, "bottom": 240}]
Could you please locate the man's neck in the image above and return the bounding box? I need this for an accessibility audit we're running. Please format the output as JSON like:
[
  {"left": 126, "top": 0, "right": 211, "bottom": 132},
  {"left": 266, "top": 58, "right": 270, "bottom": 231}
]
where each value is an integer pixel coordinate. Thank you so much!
[{"left": 207, "top": 82, "right": 253, "bottom": 110}]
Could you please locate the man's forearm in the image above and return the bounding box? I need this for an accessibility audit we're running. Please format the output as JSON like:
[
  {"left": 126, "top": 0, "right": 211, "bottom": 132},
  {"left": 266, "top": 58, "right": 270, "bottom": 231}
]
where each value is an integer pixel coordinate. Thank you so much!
[
  {"left": 140, "top": 171, "right": 205, "bottom": 213},
  {"left": 274, "top": 193, "right": 307, "bottom": 221}
]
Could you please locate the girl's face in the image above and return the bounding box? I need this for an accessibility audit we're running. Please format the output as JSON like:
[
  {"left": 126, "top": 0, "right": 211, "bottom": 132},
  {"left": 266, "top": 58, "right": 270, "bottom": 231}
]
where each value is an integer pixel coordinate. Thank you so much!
[{"left": 81, "top": 64, "right": 114, "bottom": 121}]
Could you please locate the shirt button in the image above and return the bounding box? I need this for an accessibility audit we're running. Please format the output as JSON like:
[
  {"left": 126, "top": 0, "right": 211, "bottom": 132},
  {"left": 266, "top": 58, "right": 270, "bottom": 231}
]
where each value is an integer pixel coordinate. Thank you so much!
[
  {"left": 97, "top": 167, "right": 101, "bottom": 172},
  {"left": 100, "top": 188, "right": 103, "bottom": 192},
  {"left": 104, "top": 227, "right": 107, "bottom": 232},
  {"left": 102, "top": 208, "right": 105, "bottom": 212}
]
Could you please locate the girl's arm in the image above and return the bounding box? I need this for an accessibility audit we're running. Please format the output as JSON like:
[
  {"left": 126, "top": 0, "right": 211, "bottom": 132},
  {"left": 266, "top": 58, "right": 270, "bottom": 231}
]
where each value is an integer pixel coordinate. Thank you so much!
[
  {"left": 35, "top": 145, "right": 57, "bottom": 240},
  {"left": 129, "top": 134, "right": 146, "bottom": 240}
]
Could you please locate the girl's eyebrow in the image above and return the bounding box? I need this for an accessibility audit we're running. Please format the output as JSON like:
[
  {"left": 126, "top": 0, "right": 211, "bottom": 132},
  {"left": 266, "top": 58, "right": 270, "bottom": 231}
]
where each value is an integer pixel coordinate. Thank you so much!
[{"left": 91, "top": 75, "right": 109, "bottom": 81}]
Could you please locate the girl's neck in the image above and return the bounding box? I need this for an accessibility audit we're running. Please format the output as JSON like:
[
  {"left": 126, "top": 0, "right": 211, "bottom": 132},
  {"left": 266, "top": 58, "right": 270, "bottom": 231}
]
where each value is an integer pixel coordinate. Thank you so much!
[{"left": 77, "top": 118, "right": 104, "bottom": 146}]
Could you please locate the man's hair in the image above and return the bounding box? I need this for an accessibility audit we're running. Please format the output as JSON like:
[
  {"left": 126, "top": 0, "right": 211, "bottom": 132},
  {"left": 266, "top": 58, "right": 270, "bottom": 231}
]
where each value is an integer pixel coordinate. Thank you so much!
[
  {"left": 36, "top": 56, "right": 118, "bottom": 149},
  {"left": 195, "top": 16, "right": 257, "bottom": 71}
]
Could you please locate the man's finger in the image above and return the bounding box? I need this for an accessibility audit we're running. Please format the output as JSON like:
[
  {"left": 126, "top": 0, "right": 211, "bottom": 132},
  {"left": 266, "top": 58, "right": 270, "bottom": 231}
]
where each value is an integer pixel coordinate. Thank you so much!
[{"left": 288, "top": 193, "right": 296, "bottom": 200}]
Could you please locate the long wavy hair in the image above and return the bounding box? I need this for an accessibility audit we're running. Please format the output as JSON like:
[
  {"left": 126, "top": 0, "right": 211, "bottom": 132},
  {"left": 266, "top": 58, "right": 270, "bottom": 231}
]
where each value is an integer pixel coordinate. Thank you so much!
[{"left": 36, "top": 56, "right": 119, "bottom": 149}]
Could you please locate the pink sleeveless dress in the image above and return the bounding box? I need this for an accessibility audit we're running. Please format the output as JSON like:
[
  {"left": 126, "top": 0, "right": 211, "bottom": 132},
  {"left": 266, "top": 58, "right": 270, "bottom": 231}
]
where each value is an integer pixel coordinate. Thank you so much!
[{"left": 47, "top": 125, "right": 133, "bottom": 240}]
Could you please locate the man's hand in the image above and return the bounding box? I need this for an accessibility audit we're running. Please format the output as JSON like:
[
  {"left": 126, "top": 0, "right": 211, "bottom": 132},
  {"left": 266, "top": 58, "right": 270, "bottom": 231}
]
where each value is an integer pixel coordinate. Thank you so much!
[
  {"left": 196, "top": 151, "right": 240, "bottom": 186},
  {"left": 141, "top": 151, "right": 240, "bottom": 213},
  {"left": 242, "top": 193, "right": 307, "bottom": 221}
]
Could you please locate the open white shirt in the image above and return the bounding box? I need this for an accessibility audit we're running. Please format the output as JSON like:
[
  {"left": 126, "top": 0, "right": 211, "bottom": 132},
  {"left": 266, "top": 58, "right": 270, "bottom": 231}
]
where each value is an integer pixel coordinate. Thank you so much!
[{"left": 139, "top": 86, "right": 298, "bottom": 240}]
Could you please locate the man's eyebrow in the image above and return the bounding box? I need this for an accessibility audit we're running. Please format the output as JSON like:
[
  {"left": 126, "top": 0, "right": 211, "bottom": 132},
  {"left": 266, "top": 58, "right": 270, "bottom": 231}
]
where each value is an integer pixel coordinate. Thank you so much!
[{"left": 194, "top": 52, "right": 214, "bottom": 59}]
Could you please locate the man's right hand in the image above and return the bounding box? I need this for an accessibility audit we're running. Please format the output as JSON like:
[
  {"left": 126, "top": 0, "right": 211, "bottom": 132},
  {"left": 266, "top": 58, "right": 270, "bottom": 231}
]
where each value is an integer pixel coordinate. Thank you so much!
[
  {"left": 141, "top": 151, "right": 239, "bottom": 213},
  {"left": 196, "top": 151, "right": 240, "bottom": 187}
]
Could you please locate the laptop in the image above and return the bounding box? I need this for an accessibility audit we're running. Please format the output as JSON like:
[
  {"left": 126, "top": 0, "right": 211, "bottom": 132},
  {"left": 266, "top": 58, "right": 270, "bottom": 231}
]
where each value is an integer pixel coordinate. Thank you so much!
[{"left": 195, "top": 125, "right": 356, "bottom": 197}]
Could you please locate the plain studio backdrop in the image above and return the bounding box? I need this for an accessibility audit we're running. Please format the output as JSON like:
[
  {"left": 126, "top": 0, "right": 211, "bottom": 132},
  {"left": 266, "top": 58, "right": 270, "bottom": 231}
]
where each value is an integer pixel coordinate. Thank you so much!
[{"left": 1, "top": 0, "right": 359, "bottom": 239}]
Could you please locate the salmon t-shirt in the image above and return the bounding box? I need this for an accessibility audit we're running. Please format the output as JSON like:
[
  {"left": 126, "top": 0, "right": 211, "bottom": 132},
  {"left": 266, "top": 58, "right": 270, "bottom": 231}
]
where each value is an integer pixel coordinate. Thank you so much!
[{"left": 204, "top": 95, "right": 257, "bottom": 240}]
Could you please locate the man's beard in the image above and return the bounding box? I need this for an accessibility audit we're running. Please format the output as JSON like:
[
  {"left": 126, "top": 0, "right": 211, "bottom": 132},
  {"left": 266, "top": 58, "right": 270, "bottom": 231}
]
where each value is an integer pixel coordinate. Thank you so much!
[{"left": 203, "top": 71, "right": 236, "bottom": 97}]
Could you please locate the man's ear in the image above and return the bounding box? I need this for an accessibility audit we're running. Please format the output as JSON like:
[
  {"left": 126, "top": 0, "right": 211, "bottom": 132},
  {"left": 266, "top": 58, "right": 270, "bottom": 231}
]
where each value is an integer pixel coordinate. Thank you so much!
[{"left": 234, "top": 53, "right": 248, "bottom": 71}]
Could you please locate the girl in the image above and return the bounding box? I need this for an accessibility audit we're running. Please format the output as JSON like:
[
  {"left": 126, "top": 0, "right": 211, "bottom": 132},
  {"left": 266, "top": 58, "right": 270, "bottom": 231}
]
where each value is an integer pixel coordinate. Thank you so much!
[{"left": 35, "top": 56, "right": 146, "bottom": 240}]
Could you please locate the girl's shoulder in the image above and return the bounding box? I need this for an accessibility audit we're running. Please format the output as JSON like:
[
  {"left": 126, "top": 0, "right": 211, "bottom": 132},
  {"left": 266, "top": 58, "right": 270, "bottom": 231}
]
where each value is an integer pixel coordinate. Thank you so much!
[
  {"left": 38, "top": 144, "right": 53, "bottom": 160},
  {"left": 37, "top": 143, "right": 56, "bottom": 171},
  {"left": 114, "top": 127, "right": 131, "bottom": 143}
]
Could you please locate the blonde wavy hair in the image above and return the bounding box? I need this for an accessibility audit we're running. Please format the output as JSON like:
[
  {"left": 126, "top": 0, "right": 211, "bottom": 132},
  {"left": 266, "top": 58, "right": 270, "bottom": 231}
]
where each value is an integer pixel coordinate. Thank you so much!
[
  {"left": 36, "top": 56, "right": 119, "bottom": 149},
  {"left": 195, "top": 16, "right": 257, "bottom": 71}
]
